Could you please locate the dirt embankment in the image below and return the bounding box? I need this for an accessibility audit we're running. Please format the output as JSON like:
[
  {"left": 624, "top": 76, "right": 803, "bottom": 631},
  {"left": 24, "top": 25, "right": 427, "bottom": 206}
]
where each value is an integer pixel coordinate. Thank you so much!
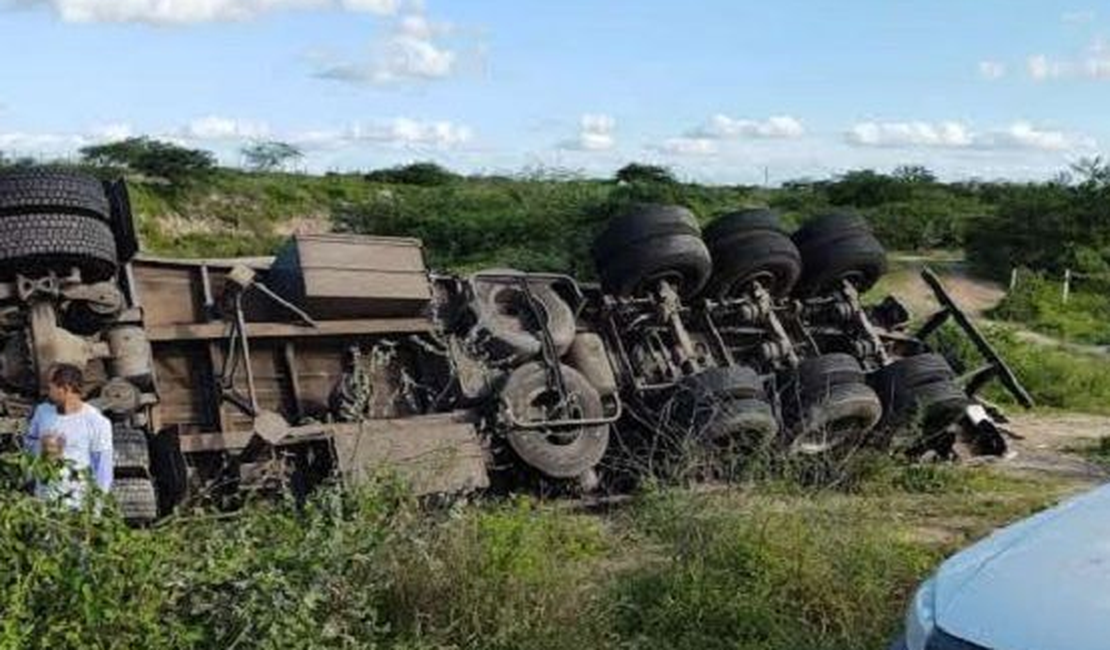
[{"left": 999, "top": 413, "right": 1109, "bottom": 484}]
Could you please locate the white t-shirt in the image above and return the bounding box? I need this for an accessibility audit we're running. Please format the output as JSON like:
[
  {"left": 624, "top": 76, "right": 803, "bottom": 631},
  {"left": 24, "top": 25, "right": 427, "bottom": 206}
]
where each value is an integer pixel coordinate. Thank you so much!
[{"left": 26, "top": 403, "right": 113, "bottom": 506}]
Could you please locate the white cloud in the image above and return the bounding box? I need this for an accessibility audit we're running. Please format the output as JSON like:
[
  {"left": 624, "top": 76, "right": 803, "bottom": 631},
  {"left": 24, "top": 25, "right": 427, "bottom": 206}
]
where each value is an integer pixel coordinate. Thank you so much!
[
  {"left": 1027, "top": 54, "right": 1072, "bottom": 80},
  {"left": 559, "top": 114, "right": 615, "bottom": 152},
  {"left": 6, "top": 0, "right": 403, "bottom": 24},
  {"left": 180, "top": 116, "right": 270, "bottom": 140},
  {"left": 1026, "top": 38, "right": 1110, "bottom": 81},
  {"left": 350, "top": 117, "right": 472, "bottom": 147},
  {"left": 289, "top": 117, "right": 472, "bottom": 150},
  {"left": 846, "top": 119, "right": 1094, "bottom": 152},
  {"left": 979, "top": 121, "right": 1095, "bottom": 151},
  {"left": 978, "top": 60, "right": 1006, "bottom": 80},
  {"left": 653, "top": 137, "right": 717, "bottom": 156},
  {"left": 313, "top": 11, "right": 458, "bottom": 84},
  {"left": 692, "top": 114, "right": 805, "bottom": 139},
  {"left": 847, "top": 121, "right": 973, "bottom": 148}
]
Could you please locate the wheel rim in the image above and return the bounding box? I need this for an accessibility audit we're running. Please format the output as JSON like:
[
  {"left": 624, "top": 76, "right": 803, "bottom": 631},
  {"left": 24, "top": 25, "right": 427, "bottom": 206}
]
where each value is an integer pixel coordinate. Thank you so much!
[
  {"left": 638, "top": 269, "right": 687, "bottom": 296},
  {"left": 522, "top": 386, "right": 587, "bottom": 446},
  {"left": 720, "top": 268, "right": 777, "bottom": 298}
]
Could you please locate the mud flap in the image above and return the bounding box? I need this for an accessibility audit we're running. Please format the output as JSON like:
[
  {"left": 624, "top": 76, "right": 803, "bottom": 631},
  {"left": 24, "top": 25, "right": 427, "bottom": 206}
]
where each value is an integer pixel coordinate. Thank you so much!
[{"left": 331, "top": 411, "right": 489, "bottom": 495}]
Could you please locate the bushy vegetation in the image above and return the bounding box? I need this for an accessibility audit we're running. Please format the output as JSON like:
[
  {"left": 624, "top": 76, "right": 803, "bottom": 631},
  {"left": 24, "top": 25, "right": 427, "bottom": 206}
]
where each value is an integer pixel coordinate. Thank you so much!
[
  {"left": 79, "top": 138, "right": 217, "bottom": 186},
  {"left": 934, "top": 322, "right": 1110, "bottom": 414},
  {"left": 990, "top": 271, "right": 1110, "bottom": 345},
  {"left": 966, "top": 157, "right": 1110, "bottom": 280},
  {"left": 0, "top": 450, "right": 1076, "bottom": 650},
  {"left": 117, "top": 161, "right": 1001, "bottom": 272}
]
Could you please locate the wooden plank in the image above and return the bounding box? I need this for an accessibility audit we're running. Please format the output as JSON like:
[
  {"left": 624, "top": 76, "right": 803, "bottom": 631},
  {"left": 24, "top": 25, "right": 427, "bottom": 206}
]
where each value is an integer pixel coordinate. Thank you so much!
[
  {"left": 177, "top": 411, "right": 489, "bottom": 496},
  {"left": 146, "top": 317, "right": 433, "bottom": 342},
  {"left": 332, "top": 413, "right": 489, "bottom": 494}
]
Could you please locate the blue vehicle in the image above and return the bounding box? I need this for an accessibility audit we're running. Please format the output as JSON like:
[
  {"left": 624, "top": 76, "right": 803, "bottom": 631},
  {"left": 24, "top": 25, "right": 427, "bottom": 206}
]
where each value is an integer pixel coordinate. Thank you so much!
[{"left": 891, "top": 482, "right": 1110, "bottom": 650}]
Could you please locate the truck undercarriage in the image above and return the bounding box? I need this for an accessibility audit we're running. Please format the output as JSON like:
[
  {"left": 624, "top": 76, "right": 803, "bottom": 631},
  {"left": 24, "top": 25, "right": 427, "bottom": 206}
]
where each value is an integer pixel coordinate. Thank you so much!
[{"left": 0, "top": 169, "right": 1032, "bottom": 522}]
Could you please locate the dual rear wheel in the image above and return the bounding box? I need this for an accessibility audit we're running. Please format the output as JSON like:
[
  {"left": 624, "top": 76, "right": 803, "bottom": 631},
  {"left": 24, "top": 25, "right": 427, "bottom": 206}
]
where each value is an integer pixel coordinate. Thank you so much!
[{"left": 0, "top": 169, "right": 135, "bottom": 281}]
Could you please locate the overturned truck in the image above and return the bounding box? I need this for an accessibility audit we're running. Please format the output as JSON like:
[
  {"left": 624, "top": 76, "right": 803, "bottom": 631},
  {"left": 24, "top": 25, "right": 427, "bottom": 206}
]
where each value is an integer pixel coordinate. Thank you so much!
[{"left": 0, "top": 170, "right": 1032, "bottom": 522}]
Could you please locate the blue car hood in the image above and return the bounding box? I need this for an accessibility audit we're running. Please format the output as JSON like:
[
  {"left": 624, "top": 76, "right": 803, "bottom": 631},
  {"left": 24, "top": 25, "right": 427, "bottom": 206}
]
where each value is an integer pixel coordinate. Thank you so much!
[{"left": 935, "top": 483, "right": 1110, "bottom": 650}]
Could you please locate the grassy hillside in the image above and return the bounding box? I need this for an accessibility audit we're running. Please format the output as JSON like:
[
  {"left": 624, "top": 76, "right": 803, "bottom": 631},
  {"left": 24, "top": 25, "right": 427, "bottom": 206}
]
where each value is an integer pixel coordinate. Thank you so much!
[
  {"left": 126, "top": 166, "right": 992, "bottom": 276},
  {"left": 0, "top": 456, "right": 1082, "bottom": 650}
]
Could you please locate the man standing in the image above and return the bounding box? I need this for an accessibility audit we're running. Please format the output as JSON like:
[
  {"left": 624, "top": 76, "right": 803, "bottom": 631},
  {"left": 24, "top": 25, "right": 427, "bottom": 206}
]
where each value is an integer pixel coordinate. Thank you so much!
[{"left": 24, "top": 363, "right": 113, "bottom": 508}]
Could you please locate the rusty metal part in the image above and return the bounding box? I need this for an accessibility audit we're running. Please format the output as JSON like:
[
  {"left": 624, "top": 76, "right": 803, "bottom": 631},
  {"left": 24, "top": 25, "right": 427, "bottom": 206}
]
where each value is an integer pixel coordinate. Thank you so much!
[
  {"left": 655, "top": 279, "right": 700, "bottom": 373},
  {"left": 62, "top": 282, "right": 125, "bottom": 316},
  {"left": 95, "top": 377, "right": 142, "bottom": 413},
  {"left": 567, "top": 332, "right": 619, "bottom": 397},
  {"left": 28, "top": 301, "right": 110, "bottom": 387},
  {"left": 106, "top": 325, "right": 154, "bottom": 388},
  {"left": 253, "top": 409, "right": 293, "bottom": 445},
  {"left": 838, "top": 279, "right": 890, "bottom": 366}
]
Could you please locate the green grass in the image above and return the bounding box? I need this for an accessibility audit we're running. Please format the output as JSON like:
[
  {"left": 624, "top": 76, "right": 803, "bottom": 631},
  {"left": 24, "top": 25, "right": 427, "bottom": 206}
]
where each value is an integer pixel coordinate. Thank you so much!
[
  {"left": 990, "top": 271, "right": 1110, "bottom": 346},
  {"left": 933, "top": 321, "right": 1110, "bottom": 414},
  {"left": 0, "top": 455, "right": 1081, "bottom": 650}
]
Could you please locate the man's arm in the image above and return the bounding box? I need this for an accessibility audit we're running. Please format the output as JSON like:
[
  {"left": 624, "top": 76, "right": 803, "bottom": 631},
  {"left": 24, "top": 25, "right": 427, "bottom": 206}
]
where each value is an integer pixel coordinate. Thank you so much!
[
  {"left": 24, "top": 404, "right": 45, "bottom": 455},
  {"left": 89, "top": 416, "right": 113, "bottom": 492}
]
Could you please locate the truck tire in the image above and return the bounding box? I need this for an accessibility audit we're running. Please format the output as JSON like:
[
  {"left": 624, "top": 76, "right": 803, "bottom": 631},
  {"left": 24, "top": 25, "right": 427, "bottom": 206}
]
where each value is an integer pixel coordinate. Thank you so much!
[
  {"left": 911, "top": 380, "right": 970, "bottom": 430},
  {"left": 592, "top": 203, "right": 701, "bottom": 254},
  {"left": 0, "top": 213, "right": 117, "bottom": 281},
  {"left": 703, "top": 397, "right": 779, "bottom": 447},
  {"left": 795, "top": 353, "right": 866, "bottom": 398},
  {"left": 501, "top": 362, "right": 610, "bottom": 479},
  {"left": 472, "top": 276, "right": 576, "bottom": 360},
  {"left": 593, "top": 204, "right": 712, "bottom": 299},
  {"left": 0, "top": 169, "right": 111, "bottom": 222},
  {"left": 702, "top": 209, "right": 802, "bottom": 298},
  {"left": 104, "top": 178, "right": 139, "bottom": 263},
  {"left": 597, "top": 234, "right": 712, "bottom": 299},
  {"left": 881, "top": 379, "right": 970, "bottom": 451},
  {"left": 792, "top": 213, "right": 887, "bottom": 297},
  {"left": 112, "top": 426, "right": 150, "bottom": 470},
  {"left": 787, "top": 382, "right": 883, "bottom": 454},
  {"left": 870, "top": 353, "right": 956, "bottom": 409},
  {"left": 112, "top": 477, "right": 158, "bottom": 524},
  {"left": 682, "top": 365, "right": 765, "bottom": 400}
]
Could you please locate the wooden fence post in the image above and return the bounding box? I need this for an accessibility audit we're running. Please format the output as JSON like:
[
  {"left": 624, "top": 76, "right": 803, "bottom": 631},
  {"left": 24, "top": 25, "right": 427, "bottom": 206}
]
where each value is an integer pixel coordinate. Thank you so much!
[
  {"left": 1009, "top": 268, "right": 1018, "bottom": 291},
  {"left": 1063, "top": 269, "right": 1072, "bottom": 304}
]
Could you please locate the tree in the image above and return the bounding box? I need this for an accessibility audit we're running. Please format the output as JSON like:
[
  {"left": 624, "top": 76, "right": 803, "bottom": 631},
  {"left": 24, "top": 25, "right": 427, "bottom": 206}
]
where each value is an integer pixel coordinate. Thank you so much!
[
  {"left": 241, "top": 141, "right": 304, "bottom": 172},
  {"left": 827, "top": 169, "right": 912, "bottom": 207},
  {"left": 615, "top": 163, "right": 677, "bottom": 185},
  {"left": 364, "top": 162, "right": 459, "bottom": 186},
  {"left": 892, "top": 165, "right": 936, "bottom": 184},
  {"left": 80, "top": 137, "right": 216, "bottom": 184},
  {"left": 1070, "top": 156, "right": 1110, "bottom": 187}
]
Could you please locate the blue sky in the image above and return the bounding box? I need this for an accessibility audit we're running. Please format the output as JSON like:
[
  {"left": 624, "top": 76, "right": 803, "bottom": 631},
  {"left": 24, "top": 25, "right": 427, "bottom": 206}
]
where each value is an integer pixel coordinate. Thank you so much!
[{"left": 1, "top": 0, "right": 1108, "bottom": 183}]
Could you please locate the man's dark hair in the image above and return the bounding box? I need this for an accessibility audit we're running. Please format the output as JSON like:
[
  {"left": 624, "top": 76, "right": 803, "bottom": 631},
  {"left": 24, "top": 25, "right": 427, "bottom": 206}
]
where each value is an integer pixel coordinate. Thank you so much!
[{"left": 48, "top": 363, "right": 84, "bottom": 392}]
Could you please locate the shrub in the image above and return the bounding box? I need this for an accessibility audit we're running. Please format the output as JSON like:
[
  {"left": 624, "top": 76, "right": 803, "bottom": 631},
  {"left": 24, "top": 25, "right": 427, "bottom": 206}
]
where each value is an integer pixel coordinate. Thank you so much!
[
  {"left": 80, "top": 138, "right": 216, "bottom": 185},
  {"left": 615, "top": 163, "right": 677, "bottom": 185},
  {"left": 991, "top": 271, "right": 1110, "bottom": 345},
  {"left": 364, "top": 162, "right": 460, "bottom": 187}
]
